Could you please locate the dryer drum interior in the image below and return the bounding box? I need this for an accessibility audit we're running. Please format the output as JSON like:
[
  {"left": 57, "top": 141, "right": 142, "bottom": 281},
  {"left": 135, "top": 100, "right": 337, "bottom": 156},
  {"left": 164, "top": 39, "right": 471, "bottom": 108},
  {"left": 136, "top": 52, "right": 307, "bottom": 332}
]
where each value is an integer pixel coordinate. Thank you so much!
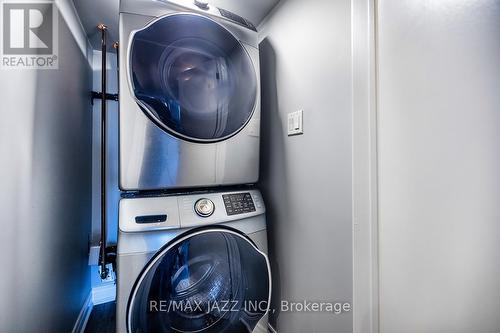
[
  {"left": 129, "top": 13, "right": 258, "bottom": 142},
  {"left": 127, "top": 228, "right": 271, "bottom": 333}
]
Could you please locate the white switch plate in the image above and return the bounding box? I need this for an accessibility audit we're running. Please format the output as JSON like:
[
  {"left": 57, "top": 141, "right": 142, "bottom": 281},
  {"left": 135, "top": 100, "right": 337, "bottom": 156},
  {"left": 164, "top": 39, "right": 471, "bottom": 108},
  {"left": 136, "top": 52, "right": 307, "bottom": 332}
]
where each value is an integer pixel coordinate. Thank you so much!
[
  {"left": 287, "top": 110, "right": 303, "bottom": 136},
  {"left": 88, "top": 245, "right": 100, "bottom": 265}
]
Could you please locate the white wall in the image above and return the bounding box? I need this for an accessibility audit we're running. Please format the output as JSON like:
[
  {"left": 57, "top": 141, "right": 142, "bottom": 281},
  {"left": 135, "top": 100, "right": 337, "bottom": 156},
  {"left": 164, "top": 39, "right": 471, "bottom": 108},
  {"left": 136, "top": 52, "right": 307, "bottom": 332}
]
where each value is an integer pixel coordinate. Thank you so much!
[
  {"left": 377, "top": 1, "right": 500, "bottom": 332},
  {"left": 258, "top": 0, "right": 353, "bottom": 331},
  {"left": 0, "top": 10, "right": 93, "bottom": 333}
]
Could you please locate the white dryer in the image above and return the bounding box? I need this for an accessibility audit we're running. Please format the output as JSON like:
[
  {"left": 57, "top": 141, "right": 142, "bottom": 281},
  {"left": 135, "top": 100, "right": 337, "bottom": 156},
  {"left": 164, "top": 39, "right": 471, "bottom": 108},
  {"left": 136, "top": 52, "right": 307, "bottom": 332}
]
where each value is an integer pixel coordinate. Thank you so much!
[
  {"left": 119, "top": 0, "right": 262, "bottom": 191},
  {"left": 116, "top": 189, "right": 271, "bottom": 333}
]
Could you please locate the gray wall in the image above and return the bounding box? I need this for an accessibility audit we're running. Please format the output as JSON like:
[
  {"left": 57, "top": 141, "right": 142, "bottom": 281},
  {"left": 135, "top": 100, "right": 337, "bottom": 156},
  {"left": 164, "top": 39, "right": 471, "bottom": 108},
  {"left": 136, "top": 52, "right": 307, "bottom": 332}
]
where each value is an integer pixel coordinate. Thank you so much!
[
  {"left": 258, "top": 0, "right": 353, "bottom": 331},
  {"left": 377, "top": 1, "right": 500, "bottom": 332},
  {"left": 0, "top": 15, "right": 93, "bottom": 333}
]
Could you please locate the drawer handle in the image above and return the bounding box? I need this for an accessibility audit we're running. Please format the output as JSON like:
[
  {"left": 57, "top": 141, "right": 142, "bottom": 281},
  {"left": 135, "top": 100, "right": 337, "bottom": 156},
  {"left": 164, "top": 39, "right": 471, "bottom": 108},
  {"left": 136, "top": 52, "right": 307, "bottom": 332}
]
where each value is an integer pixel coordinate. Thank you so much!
[{"left": 135, "top": 215, "right": 167, "bottom": 224}]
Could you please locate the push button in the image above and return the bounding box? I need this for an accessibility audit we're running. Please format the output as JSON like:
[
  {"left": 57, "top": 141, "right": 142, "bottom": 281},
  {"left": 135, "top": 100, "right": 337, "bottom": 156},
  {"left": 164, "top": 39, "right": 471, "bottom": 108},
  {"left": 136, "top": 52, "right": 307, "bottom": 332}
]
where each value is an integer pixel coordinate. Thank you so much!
[{"left": 222, "top": 192, "right": 256, "bottom": 215}]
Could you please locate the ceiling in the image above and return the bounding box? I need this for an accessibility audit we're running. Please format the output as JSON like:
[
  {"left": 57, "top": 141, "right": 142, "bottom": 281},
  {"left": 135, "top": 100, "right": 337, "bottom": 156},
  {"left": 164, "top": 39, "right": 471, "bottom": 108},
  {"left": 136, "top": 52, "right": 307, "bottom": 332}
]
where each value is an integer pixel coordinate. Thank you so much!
[{"left": 72, "top": 0, "right": 280, "bottom": 52}]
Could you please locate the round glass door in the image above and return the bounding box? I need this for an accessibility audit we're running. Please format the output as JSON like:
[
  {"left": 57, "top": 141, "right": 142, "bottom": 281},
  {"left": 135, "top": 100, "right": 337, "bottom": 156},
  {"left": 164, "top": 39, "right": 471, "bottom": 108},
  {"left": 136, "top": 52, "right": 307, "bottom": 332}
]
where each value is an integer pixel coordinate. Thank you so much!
[
  {"left": 127, "top": 228, "right": 271, "bottom": 333},
  {"left": 129, "top": 13, "right": 258, "bottom": 142}
]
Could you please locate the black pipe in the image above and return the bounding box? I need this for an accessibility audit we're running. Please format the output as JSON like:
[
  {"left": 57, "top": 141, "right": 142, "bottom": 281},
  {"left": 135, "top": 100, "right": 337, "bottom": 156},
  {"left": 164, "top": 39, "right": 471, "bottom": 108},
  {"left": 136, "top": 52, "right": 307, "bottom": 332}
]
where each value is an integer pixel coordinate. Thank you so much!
[
  {"left": 113, "top": 42, "right": 119, "bottom": 91},
  {"left": 91, "top": 91, "right": 118, "bottom": 104},
  {"left": 98, "top": 23, "right": 108, "bottom": 280}
]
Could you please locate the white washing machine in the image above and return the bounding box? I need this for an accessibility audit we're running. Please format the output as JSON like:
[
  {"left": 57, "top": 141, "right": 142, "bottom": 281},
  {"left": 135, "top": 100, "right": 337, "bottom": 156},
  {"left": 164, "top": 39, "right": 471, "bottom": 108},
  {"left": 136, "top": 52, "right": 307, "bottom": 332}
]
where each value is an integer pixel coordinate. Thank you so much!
[
  {"left": 116, "top": 189, "right": 271, "bottom": 333},
  {"left": 119, "top": 0, "right": 262, "bottom": 191}
]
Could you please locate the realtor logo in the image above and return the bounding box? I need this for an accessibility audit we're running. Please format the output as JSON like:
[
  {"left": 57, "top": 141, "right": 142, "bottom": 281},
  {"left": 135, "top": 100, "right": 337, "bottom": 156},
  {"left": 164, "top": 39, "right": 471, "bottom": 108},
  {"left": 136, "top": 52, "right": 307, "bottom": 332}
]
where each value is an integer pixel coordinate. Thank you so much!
[{"left": 1, "top": 0, "right": 58, "bottom": 69}]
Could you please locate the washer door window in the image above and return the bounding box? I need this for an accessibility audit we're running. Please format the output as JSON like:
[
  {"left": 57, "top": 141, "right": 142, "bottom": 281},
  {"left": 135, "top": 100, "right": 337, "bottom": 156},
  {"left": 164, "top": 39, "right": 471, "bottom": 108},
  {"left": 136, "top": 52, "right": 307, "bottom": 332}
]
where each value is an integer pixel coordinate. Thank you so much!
[
  {"left": 128, "top": 229, "right": 270, "bottom": 333},
  {"left": 129, "top": 14, "right": 258, "bottom": 142}
]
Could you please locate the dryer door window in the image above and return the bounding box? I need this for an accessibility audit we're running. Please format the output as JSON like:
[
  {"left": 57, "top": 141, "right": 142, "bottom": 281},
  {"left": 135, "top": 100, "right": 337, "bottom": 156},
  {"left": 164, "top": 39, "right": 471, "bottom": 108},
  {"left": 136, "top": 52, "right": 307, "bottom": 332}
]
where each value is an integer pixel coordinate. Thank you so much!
[
  {"left": 127, "top": 228, "right": 270, "bottom": 333},
  {"left": 129, "top": 14, "right": 258, "bottom": 143}
]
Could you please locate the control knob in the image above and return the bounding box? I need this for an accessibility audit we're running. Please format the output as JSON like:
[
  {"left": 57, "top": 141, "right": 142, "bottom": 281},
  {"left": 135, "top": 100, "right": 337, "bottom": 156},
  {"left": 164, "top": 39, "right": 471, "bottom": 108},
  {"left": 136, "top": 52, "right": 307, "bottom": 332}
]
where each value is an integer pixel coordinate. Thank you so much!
[{"left": 194, "top": 198, "right": 215, "bottom": 217}]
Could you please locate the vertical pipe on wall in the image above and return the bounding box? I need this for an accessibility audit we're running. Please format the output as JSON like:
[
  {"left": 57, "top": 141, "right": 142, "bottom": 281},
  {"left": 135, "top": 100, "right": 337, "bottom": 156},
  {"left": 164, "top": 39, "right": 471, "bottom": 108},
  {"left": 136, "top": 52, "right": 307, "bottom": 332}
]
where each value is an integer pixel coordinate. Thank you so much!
[
  {"left": 97, "top": 23, "right": 108, "bottom": 280},
  {"left": 352, "top": 0, "right": 379, "bottom": 332},
  {"left": 113, "top": 42, "right": 119, "bottom": 95}
]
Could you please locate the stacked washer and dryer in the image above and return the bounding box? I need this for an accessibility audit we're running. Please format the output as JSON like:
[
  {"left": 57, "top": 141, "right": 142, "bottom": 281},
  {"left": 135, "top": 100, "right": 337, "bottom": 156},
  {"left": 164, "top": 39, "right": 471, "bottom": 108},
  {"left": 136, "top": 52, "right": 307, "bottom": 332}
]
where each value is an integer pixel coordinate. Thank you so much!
[{"left": 116, "top": 0, "right": 271, "bottom": 332}]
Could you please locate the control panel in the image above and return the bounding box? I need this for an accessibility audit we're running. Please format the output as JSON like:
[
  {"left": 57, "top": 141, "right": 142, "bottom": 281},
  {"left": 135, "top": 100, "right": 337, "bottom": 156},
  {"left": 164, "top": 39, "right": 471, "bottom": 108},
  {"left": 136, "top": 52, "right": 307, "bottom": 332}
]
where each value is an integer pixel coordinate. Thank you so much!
[
  {"left": 218, "top": 8, "right": 257, "bottom": 31},
  {"left": 120, "top": 190, "right": 265, "bottom": 232},
  {"left": 223, "top": 192, "right": 256, "bottom": 216},
  {"left": 194, "top": 0, "right": 209, "bottom": 10}
]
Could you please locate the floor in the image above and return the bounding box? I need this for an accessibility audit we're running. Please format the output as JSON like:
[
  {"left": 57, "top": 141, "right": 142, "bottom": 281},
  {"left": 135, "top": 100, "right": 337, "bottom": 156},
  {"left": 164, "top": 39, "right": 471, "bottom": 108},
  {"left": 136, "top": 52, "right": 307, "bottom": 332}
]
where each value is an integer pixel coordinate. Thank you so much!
[{"left": 84, "top": 302, "right": 116, "bottom": 333}]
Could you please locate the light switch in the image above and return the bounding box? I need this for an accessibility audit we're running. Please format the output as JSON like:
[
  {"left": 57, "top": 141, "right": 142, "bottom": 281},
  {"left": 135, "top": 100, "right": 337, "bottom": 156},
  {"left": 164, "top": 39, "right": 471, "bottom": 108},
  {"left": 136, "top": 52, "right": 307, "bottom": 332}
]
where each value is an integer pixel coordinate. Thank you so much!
[{"left": 287, "top": 110, "right": 303, "bottom": 136}]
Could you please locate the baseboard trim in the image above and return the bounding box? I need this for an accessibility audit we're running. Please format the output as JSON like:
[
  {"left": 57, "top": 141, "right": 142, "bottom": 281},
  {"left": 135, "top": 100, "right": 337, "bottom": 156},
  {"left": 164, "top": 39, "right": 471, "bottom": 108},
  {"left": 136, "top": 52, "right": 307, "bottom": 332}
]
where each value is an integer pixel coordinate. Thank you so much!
[
  {"left": 73, "top": 284, "right": 116, "bottom": 333},
  {"left": 92, "top": 283, "right": 116, "bottom": 306},
  {"left": 72, "top": 291, "right": 93, "bottom": 333}
]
